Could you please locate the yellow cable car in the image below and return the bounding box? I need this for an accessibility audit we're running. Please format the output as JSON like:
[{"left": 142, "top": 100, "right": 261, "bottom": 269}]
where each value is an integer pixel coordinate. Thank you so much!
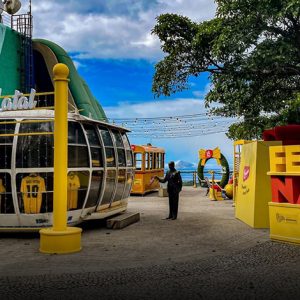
[{"left": 131, "top": 144, "right": 165, "bottom": 195}]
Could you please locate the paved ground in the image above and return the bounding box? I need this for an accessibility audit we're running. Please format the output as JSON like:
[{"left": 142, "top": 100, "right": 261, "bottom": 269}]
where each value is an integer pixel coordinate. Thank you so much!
[{"left": 0, "top": 187, "right": 300, "bottom": 299}]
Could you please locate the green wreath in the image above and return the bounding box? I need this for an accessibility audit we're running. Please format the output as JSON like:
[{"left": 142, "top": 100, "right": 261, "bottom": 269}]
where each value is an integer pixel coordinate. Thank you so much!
[{"left": 197, "top": 154, "right": 230, "bottom": 188}]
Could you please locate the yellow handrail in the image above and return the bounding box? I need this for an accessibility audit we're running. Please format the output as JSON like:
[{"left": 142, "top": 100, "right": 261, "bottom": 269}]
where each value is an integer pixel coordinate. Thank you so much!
[{"left": 0, "top": 132, "right": 53, "bottom": 137}]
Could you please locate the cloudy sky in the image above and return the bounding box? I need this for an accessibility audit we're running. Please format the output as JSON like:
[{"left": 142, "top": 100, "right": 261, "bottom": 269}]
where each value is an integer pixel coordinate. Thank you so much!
[{"left": 20, "top": 0, "right": 234, "bottom": 166}]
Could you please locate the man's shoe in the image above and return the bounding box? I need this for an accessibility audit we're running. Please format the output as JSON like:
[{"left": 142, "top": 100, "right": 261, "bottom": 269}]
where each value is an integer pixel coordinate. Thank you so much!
[
  {"left": 163, "top": 217, "right": 171, "bottom": 220},
  {"left": 171, "top": 217, "right": 177, "bottom": 220}
]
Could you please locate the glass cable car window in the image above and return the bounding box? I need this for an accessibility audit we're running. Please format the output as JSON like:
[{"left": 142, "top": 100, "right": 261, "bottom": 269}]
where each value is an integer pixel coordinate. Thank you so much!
[
  {"left": 17, "top": 172, "right": 53, "bottom": 214},
  {"left": 114, "top": 169, "right": 126, "bottom": 202},
  {"left": 112, "top": 130, "right": 124, "bottom": 148},
  {"left": 84, "top": 124, "right": 103, "bottom": 167},
  {"left": 111, "top": 130, "right": 126, "bottom": 203},
  {"left": 85, "top": 171, "right": 103, "bottom": 208},
  {"left": 67, "top": 171, "right": 89, "bottom": 210},
  {"left": 84, "top": 124, "right": 100, "bottom": 146},
  {"left": 117, "top": 149, "right": 126, "bottom": 167},
  {"left": 0, "top": 120, "right": 15, "bottom": 169},
  {"left": 68, "top": 122, "right": 86, "bottom": 144},
  {"left": 17, "top": 120, "right": 54, "bottom": 168},
  {"left": 121, "top": 133, "right": 131, "bottom": 149},
  {"left": 123, "top": 170, "right": 134, "bottom": 199},
  {"left": 121, "top": 132, "right": 133, "bottom": 167},
  {"left": 112, "top": 130, "right": 126, "bottom": 167},
  {"left": 0, "top": 173, "right": 14, "bottom": 214},
  {"left": 101, "top": 170, "right": 116, "bottom": 205},
  {"left": 0, "top": 119, "right": 15, "bottom": 143},
  {"left": 99, "top": 127, "right": 113, "bottom": 147},
  {"left": 98, "top": 126, "right": 115, "bottom": 167},
  {"left": 68, "top": 122, "right": 89, "bottom": 168}
]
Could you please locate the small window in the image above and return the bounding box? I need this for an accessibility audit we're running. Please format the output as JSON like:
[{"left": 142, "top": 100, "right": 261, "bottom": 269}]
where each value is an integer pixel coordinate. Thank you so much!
[
  {"left": 123, "top": 170, "right": 134, "bottom": 198},
  {"left": 117, "top": 149, "right": 126, "bottom": 167},
  {"left": 121, "top": 133, "right": 131, "bottom": 149},
  {"left": 149, "top": 153, "right": 154, "bottom": 170},
  {"left": 68, "top": 145, "right": 89, "bottom": 168},
  {"left": 17, "top": 121, "right": 54, "bottom": 168},
  {"left": 0, "top": 173, "right": 14, "bottom": 214},
  {"left": 85, "top": 171, "right": 103, "bottom": 208},
  {"left": 100, "top": 170, "right": 116, "bottom": 205},
  {"left": 99, "top": 127, "right": 113, "bottom": 146},
  {"left": 134, "top": 153, "right": 142, "bottom": 170},
  {"left": 17, "top": 172, "right": 53, "bottom": 214},
  {"left": 113, "top": 169, "right": 126, "bottom": 202},
  {"left": 158, "top": 153, "right": 163, "bottom": 169},
  {"left": 67, "top": 171, "right": 89, "bottom": 210},
  {"left": 145, "top": 153, "right": 149, "bottom": 170},
  {"left": 112, "top": 130, "right": 124, "bottom": 148},
  {"left": 0, "top": 145, "right": 12, "bottom": 169},
  {"left": 126, "top": 150, "right": 133, "bottom": 167},
  {"left": 84, "top": 124, "right": 101, "bottom": 146},
  {"left": 68, "top": 122, "right": 86, "bottom": 145},
  {"left": 0, "top": 119, "right": 15, "bottom": 143},
  {"left": 105, "top": 147, "right": 116, "bottom": 167},
  {"left": 90, "top": 147, "right": 103, "bottom": 167},
  {"left": 156, "top": 153, "right": 160, "bottom": 169}
]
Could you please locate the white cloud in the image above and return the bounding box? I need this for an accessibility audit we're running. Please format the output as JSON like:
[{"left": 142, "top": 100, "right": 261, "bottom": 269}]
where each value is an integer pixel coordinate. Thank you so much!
[
  {"left": 23, "top": 0, "right": 217, "bottom": 60},
  {"left": 72, "top": 60, "right": 84, "bottom": 69},
  {"left": 104, "top": 98, "right": 206, "bottom": 119}
]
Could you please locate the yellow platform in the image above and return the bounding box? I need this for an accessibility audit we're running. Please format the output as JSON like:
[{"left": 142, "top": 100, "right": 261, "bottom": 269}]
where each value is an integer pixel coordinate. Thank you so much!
[
  {"left": 40, "top": 227, "right": 82, "bottom": 254},
  {"left": 235, "top": 141, "right": 281, "bottom": 228},
  {"left": 269, "top": 202, "right": 300, "bottom": 244}
]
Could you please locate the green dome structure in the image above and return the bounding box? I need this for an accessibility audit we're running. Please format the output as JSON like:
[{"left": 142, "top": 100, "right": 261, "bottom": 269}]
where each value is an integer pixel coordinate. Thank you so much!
[{"left": 0, "top": 24, "right": 107, "bottom": 122}]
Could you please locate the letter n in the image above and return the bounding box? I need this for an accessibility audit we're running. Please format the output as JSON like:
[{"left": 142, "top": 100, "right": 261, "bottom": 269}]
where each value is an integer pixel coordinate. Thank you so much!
[{"left": 271, "top": 176, "right": 300, "bottom": 204}]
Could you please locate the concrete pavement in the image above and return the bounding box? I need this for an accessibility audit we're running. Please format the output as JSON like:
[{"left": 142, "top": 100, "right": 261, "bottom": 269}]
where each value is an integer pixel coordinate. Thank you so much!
[{"left": 0, "top": 187, "right": 300, "bottom": 299}]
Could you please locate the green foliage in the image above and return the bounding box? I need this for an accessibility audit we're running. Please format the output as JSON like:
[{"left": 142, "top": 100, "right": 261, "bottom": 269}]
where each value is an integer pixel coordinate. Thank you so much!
[{"left": 152, "top": 0, "right": 300, "bottom": 140}]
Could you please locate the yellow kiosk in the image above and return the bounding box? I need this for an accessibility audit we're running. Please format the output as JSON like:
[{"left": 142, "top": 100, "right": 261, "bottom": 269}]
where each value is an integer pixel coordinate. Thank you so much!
[{"left": 235, "top": 140, "right": 281, "bottom": 228}]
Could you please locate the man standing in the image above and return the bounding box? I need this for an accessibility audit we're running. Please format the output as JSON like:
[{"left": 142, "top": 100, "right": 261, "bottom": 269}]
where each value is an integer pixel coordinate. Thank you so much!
[{"left": 155, "top": 161, "right": 182, "bottom": 220}]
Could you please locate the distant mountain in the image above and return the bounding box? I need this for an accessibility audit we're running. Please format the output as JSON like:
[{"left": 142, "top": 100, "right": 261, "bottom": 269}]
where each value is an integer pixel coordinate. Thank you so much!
[
  {"left": 175, "top": 160, "right": 197, "bottom": 169},
  {"left": 163, "top": 160, "right": 197, "bottom": 170}
]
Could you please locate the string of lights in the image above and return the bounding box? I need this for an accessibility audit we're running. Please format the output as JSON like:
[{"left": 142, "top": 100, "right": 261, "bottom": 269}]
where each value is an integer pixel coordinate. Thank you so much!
[{"left": 107, "top": 113, "right": 236, "bottom": 139}]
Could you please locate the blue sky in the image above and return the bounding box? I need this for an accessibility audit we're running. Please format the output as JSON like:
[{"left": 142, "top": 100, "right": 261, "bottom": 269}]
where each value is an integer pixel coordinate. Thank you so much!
[{"left": 24, "top": 0, "right": 234, "bottom": 165}]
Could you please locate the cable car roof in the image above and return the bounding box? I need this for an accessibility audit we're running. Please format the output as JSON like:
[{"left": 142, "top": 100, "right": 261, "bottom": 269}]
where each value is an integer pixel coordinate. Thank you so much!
[{"left": 131, "top": 144, "right": 165, "bottom": 153}]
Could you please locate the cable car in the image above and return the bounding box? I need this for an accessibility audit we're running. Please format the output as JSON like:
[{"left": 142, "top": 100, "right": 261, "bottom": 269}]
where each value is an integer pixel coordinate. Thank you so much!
[
  {"left": 0, "top": 8, "right": 134, "bottom": 230},
  {"left": 131, "top": 144, "right": 165, "bottom": 195},
  {"left": 0, "top": 108, "right": 134, "bottom": 230}
]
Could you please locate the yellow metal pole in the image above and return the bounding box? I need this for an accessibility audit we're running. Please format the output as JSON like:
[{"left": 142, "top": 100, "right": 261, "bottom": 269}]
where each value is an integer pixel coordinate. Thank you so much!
[
  {"left": 53, "top": 63, "right": 68, "bottom": 231},
  {"left": 39, "top": 63, "right": 82, "bottom": 254}
]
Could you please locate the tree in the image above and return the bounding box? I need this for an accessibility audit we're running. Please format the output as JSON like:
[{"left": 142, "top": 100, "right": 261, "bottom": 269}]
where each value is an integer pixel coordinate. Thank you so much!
[{"left": 152, "top": 0, "right": 300, "bottom": 140}]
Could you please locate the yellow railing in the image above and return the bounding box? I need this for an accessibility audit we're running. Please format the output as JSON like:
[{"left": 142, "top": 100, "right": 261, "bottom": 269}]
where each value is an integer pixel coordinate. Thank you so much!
[{"left": 0, "top": 91, "right": 54, "bottom": 99}]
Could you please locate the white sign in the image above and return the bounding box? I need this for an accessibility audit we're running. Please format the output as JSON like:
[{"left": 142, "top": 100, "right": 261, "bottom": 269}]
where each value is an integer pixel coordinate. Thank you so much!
[{"left": 0, "top": 88, "right": 37, "bottom": 111}]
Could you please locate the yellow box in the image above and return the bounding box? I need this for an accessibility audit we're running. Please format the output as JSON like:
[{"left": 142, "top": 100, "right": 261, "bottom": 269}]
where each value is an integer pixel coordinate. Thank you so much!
[
  {"left": 269, "top": 202, "right": 300, "bottom": 244},
  {"left": 269, "top": 145, "right": 286, "bottom": 173},
  {"left": 235, "top": 141, "right": 281, "bottom": 228}
]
